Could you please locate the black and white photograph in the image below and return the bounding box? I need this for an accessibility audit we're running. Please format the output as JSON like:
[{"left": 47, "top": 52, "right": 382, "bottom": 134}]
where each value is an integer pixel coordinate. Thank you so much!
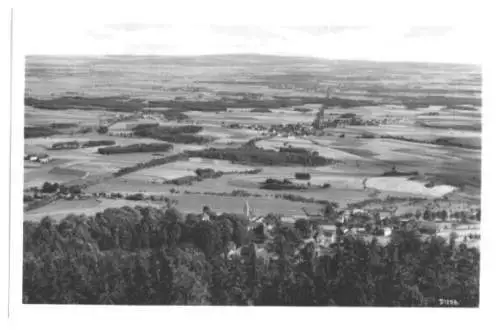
[{"left": 6, "top": 3, "right": 495, "bottom": 319}]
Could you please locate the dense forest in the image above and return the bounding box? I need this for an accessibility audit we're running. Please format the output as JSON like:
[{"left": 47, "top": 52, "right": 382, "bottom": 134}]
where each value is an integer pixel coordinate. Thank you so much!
[
  {"left": 186, "top": 146, "right": 332, "bottom": 167},
  {"left": 23, "top": 205, "right": 479, "bottom": 306},
  {"left": 133, "top": 125, "right": 210, "bottom": 145}
]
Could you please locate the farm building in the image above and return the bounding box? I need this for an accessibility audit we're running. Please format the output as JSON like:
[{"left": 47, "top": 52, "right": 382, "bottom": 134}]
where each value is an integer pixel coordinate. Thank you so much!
[
  {"left": 378, "top": 211, "right": 393, "bottom": 221},
  {"left": 352, "top": 209, "right": 366, "bottom": 215},
  {"left": 196, "top": 168, "right": 219, "bottom": 178}
]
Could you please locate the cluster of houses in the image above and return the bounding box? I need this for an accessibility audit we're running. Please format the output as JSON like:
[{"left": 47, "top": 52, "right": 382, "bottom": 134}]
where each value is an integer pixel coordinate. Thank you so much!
[
  {"left": 222, "top": 122, "right": 321, "bottom": 137},
  {"left": 222, "top": 122, "right": 268, "bottom": 132},
  {"left": 315, "top": 113, "right": 409, "bottom": 129},
  {"left": 250, "top": 201, "right": 480, "bottom": 251},
  {"left": 268, "top": 123, "right": 320, "bottom": 137},
  {"left": 24, "top": 153, "right": 50, "bottom": 164}
]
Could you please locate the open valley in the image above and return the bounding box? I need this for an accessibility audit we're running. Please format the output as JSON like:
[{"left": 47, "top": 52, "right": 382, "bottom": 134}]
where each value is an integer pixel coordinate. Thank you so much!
[{"left": 22, "top": 52, "right": 482, "bottom": 307}]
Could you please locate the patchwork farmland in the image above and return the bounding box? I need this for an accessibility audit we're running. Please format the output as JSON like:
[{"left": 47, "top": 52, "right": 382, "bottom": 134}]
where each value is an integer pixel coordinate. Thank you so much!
[{"left": 24, "top": 54, "right": 481, "bottom": 243}]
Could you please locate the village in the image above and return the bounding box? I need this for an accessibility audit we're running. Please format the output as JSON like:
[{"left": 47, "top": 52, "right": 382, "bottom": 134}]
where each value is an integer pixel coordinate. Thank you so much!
[{"left": 197, "top": 194, "right": 481, "bottom": 258}]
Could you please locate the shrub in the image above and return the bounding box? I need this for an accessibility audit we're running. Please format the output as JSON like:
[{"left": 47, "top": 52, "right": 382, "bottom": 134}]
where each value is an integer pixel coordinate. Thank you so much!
[
  {"left": 125, "top": 193, "right": 144, "bottom": 201},
  {"left": 23, "top": 194, "right": 34, "bottom": 202},
  {"left": 58, "top": 185, "right": 82, "bottom": 195},
  {"left": 230, "top": 190, "right": 252, "bottom": 197},
  {"left": 97, "top": 126, "right": 108, "bottom": 134},
  {"left": 195, "top": 168, "right": 218, "bottom": 178},
  {"left": 169, "top": 176, "right": 197, "bottom": 186},
  {"left": 41, "top": 182, "right": 59, "bottom": 194},
  {"left": 360, "top": 132, "right": 376, "bottom": 139}
]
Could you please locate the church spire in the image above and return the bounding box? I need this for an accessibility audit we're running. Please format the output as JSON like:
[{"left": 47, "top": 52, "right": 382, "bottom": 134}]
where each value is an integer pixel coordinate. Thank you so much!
[{"left": 244, "top": 200, "right": 251, "bottom": 218}]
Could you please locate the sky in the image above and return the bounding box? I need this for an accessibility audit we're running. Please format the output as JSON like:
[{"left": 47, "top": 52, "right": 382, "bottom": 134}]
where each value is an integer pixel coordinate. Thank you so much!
[{"left": 17, "top": 5, "right": 483, "bottom": 64}]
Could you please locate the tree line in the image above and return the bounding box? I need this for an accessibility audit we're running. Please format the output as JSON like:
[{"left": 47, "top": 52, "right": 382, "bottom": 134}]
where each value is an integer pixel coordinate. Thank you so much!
[
  {"left": 186, "top": 146, "right": 331, "bottom": 167},
  {"left": 133, "top": 125, "right": 211, "bottom": 145},
  {"left": 23, "top": 205, "right": 479, "bottom": 306},
  {"left": 98, "top": 143, "right": 173, "bottom": 155}
]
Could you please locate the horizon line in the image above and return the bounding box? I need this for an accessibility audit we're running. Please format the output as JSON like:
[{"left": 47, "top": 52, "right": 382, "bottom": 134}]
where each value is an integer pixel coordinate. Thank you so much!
[{"left": 25, "top": 53, "right": 481, "bottom": 67}]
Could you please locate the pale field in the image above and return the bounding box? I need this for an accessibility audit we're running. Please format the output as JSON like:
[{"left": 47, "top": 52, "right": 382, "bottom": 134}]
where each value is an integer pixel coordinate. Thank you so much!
[
  {"left": 85, "top": 177, "right": 168, "bottom": 194},
  {"left": 256, "top": 137, "right": 367, "bottom": 161},
  {"left": 359, "top": 125, "right": 481, "bottom": 146},
  {"left": 122, "top": 158, "right": 258, "bottom": 182},
  {"left": 25, "top": 107, "right": 121, "bottom": 126},
  {"left": 173, "top": 194, "right": 323, "bottom": 216},
  {"left": 199, "top": 125, "right": 262, "bottom": 141},
  {"left": 23, "top": 194, "right": 323, "bottom": 222},
  {"left": 24, "top": 198, "right": 164, "bottom": 222},
  {"left": 365, "top": 177, "right": 455, "bottom": 197},
  {"left": 108, "top": 119, "right": 158, "bottom": 131},
  {"left": 25, "top": 168, "right": 84, "bottom": 188}
]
